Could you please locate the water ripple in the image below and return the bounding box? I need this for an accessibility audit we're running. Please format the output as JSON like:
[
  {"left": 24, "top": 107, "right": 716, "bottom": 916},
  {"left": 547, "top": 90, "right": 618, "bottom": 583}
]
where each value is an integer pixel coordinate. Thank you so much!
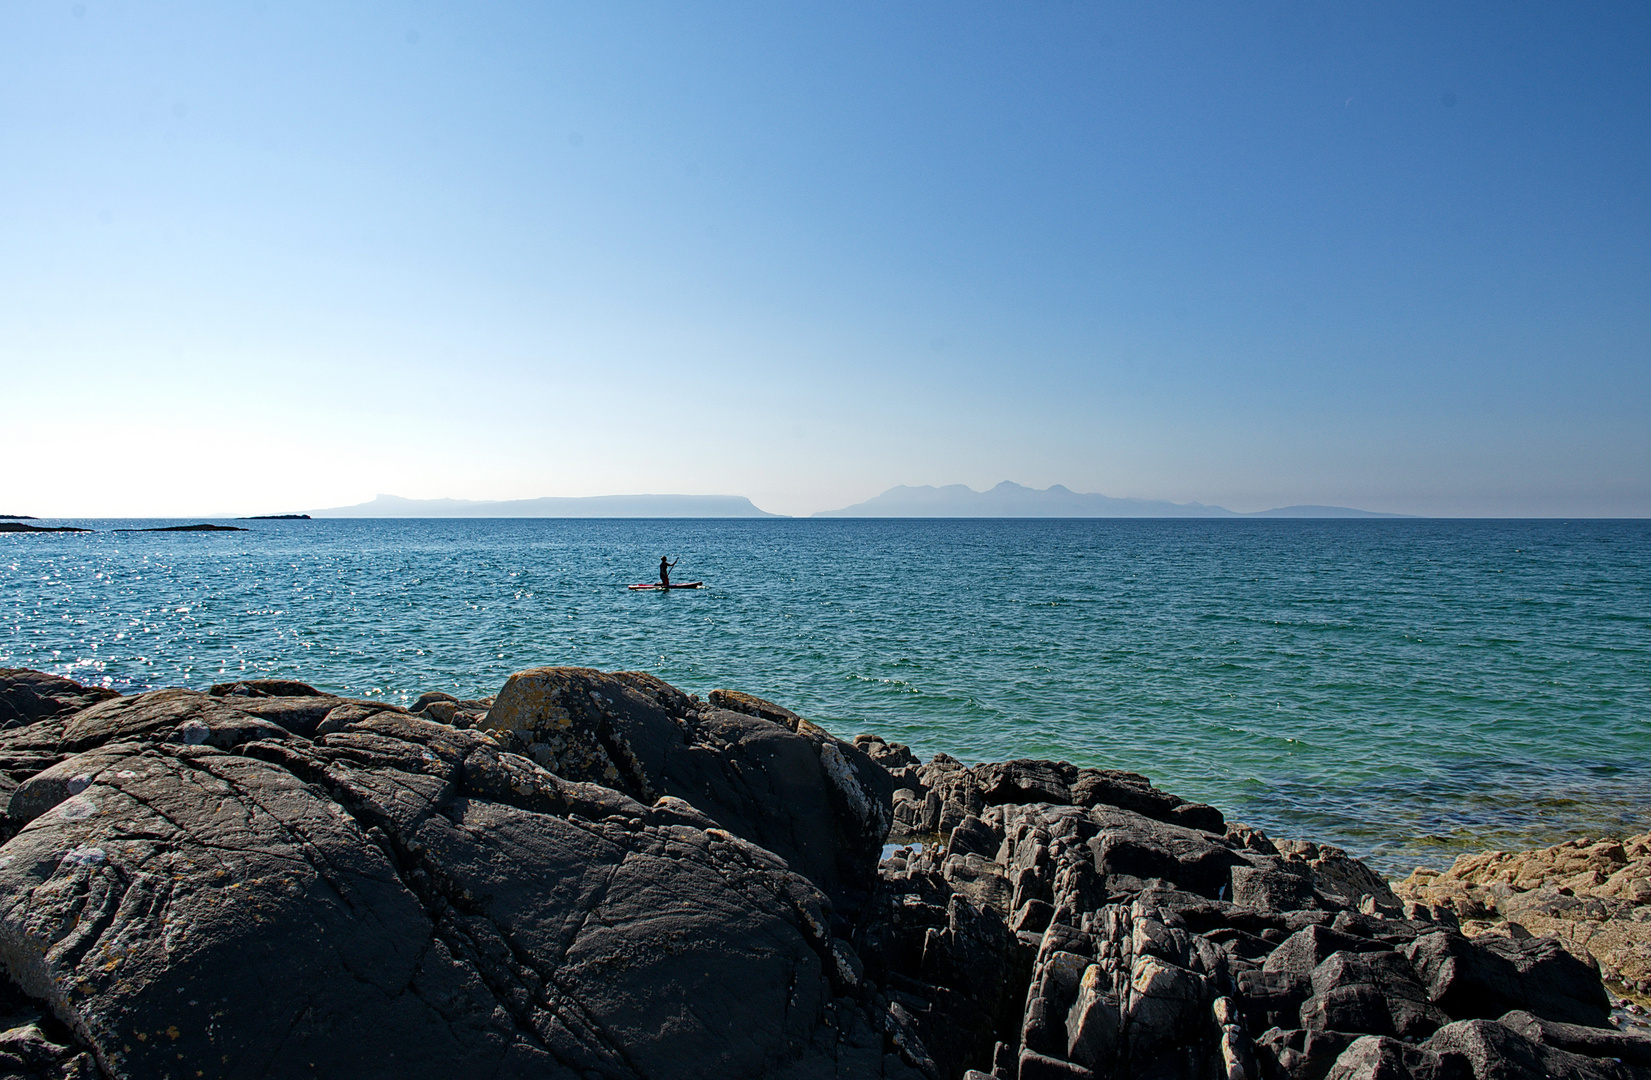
[{"left": 4, "top": 517, "right": 1649, "bottom": 874}]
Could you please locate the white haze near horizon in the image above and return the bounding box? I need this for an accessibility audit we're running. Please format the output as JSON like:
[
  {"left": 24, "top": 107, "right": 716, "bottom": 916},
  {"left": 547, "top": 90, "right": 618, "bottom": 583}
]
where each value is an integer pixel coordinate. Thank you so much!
[{"left": 3, "top": 4, "right": 1649, "bottom": 519}]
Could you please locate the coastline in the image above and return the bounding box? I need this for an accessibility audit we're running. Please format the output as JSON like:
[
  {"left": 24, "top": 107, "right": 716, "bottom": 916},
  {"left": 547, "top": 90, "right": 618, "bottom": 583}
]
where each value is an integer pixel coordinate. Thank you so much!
[{"left": 0, "top": 663, "right": 1646, "bottom": 1079}]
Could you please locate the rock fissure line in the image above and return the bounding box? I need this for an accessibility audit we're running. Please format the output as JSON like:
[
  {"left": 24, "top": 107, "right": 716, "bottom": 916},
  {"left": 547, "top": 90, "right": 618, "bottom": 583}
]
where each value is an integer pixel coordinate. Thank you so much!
[{"left": 235, "top": 750, "right": 566, "bottom": 1057}]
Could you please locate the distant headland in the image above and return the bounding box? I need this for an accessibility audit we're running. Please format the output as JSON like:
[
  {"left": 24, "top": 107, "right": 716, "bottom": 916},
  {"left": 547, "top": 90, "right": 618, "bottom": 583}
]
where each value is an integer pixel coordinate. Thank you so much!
[{"left": 310, "top": 493, "right": 782, "bottom": 518}]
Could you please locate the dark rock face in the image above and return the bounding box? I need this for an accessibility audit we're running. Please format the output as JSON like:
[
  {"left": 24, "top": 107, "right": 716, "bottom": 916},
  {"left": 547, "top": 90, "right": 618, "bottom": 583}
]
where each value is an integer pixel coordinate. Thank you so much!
[
  {"left": 890, "top": 757, "right": 1226, "bottom": 846},
  {"left": 0, "top": 676, "right": 925, "bottom": 1080},
  {"left": 836, "top": 708, "right": 1643, "bottom": 1080},
  {"left": 0, "top": 672, "right": 118, "bottom": 730},
  {"left": 0, "top": 667, "right": 1640, "bottom": 1080},
  {"left": 1420, "top": 1018, "right": 1634, "bottom": 1080},
  {"left": 1403, "top": 929, "right": 1611, "bottom": 1028},
  {"left": 482, "top": 668, "right": 893, "bottom": 919},
  {"left": 206, "top": 678, "right": 323, "bottom": 698}
]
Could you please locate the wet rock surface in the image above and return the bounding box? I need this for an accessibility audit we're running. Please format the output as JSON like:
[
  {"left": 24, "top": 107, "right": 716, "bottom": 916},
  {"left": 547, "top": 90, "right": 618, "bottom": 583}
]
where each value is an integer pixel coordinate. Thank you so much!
[{"left": 0, "top": 667, "right": 1640, "bottom": 1080}]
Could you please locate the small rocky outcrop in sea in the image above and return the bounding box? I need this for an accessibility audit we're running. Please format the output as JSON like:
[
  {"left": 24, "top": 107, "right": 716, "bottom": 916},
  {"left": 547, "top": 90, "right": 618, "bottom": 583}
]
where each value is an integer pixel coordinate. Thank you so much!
[{"left": 0, "top": 666, "right": 1644, "bottom": 1080}]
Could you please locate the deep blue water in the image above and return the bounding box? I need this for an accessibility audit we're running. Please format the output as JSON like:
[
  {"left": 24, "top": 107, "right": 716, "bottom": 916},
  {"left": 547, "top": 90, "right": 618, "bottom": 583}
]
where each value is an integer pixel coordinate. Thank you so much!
[{"left": 4, "top": 517, "right": 1649, "bottom": 874}]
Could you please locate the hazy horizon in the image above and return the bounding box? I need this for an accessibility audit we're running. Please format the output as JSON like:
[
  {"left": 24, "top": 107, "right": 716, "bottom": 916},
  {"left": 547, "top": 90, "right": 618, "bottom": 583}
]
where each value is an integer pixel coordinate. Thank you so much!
[
  {"left": 8, "top": 480, "right": 1650, "bottom": 520},
  {"left": 5, "top": 3, "right": 1648, "bottom": 518}
]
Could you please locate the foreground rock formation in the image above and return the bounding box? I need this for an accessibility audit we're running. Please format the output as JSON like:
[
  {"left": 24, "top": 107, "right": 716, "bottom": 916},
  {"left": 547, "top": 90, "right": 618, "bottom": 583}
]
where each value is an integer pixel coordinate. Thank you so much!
[{"left": 0, "top": 665, "right": 1644, "bottom": 1080}]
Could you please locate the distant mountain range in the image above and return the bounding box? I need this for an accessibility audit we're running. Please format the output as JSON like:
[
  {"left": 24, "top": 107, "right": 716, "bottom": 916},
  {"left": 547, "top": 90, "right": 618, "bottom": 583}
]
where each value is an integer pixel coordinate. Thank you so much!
[
  {"left": 310, "top": 494, "right": 781, "bottom": 518},
  {"left": 814, "top": 482, "right": 1406, "bottom": 518}
]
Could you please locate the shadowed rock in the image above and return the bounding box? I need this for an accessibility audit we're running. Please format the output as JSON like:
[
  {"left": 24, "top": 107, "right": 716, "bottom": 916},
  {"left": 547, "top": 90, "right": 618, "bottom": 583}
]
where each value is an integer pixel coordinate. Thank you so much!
[
  {"left": 0, "top": 672, "right": 118, "bottom": 730},
  {"left": 482, "top": 668, "right": 893, "bottom": 918},
  {"left": 0, "top": 723, "right": 924, "bottom": 1079}
]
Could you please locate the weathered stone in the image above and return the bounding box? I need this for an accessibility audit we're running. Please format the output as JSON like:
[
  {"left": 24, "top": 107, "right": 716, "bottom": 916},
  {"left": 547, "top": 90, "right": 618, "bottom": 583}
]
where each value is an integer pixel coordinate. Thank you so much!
[
  {"left": 943, "top": 854, "right": 1013, "bottom": 912},
  {"left": 1266, "top": 925, "right": 1387, "bottom": 975},
  {"left": 482, "top": 667, "right": 893, "bottom": 916},
  {"left": 1323, "top": 1035, "right": 1469, "bottom": 1080},
  {"left": 708, "top": 687, "right": 801, "bottom": 727},
  {"left": 411, "top": 690, "right": 459, "bottom": 712},
  {"left": 973, "top": 761, "right": 1075, "bottom": 807},
  {"left": 1014, "top": 899, "right": 1056, "bottom": 936},
  {"left": 314, "top": 700, "right": 404, "bottom": 735},
  {"left": 1255, "top": 1027, "right": 1359, "bottom": 1080},
  {"left": 0, "top": 732, "right": 900, "bottom": 1079},
  {"left": 0, "top": 671, "right": 118, "bottom": 729},
  {"left": 1395, "top": 831, "right": 1651, "bottom": 993},
  {"left": 1166, "top": 802, "right": 1224, "bottom": 834},
  {"left": 220, "top": 694, "right": 346, "bottom": 737},
  {"left": 1124, "top": 953, "right": 1215, "bottom": 1077},
  {"left": 1494, "top": 1010, "right": 1651, "bottom": 1068},
  {"left": 855, "top": 734, "right": 921, "bottom": 770},
  {"left": 7, "top": 744, "right": 153, "bottom": 825},
  {"left": 1233, "top": 860, "right": 1320, "bottom": 914},
  {"left": 1087, "top": 806, "right": 1245, "bottom": 899},
  {"left": 1402, "top": 930, "right": 1611, "bottom": 1027},
  {"left": 1072, "top": 768, "right": 1180, "bottom": 817},
  {"left": 948, "top": 814, "right": 1002, "bottom": 860},
  {"left": 1422, "top": 1019, "right": 1628, "bottom": 1080},
  {"left": 57, "top": 689, "right": 269, "bottom": 753},
  {"left": 1019, "top": 1047, "right": 1096, "bottom": 1079},
  {"left": 418, "top": 698, "right": 491, "bottom": 727},
  {"left": 0, "top": 666, "right": 1629, "bottom": 1080},
  {"left": 1302, "top": 951, "right": 1447, "bottom": 1040},
  {"left": 1066, "top": 963, "right": 1120, "bottom": 1070},
  {"left": 1274, "top": 841, "right": 1403, "bottom": 915},
  {"left": 1237, "top": 968, "right": 1314, "bottom": 1034}
]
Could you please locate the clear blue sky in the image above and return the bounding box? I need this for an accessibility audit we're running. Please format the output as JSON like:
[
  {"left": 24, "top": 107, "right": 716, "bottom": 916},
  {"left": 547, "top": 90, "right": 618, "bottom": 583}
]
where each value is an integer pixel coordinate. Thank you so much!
[{"left": 4, "top": 2, "right": 1647, "bottom": 516}]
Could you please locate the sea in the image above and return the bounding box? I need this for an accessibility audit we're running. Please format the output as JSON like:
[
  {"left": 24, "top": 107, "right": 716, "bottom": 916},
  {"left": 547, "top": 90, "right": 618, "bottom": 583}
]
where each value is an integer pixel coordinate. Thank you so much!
[{"left": 4, "top": 517, "right": 1649, "bottom": 876}]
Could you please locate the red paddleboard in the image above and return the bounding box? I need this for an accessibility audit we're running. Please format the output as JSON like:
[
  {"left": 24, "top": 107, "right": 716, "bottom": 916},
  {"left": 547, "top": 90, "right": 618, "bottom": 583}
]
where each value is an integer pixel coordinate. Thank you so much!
[{"left": 627, "top": 581, "right": 704, "bottom": 590}]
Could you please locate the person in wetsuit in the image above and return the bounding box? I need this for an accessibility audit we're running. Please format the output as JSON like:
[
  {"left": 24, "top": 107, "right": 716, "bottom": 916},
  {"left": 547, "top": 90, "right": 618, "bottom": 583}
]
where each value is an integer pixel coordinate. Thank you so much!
[{"left": 659, "top": 555, "right": 678, "bottom": 587}]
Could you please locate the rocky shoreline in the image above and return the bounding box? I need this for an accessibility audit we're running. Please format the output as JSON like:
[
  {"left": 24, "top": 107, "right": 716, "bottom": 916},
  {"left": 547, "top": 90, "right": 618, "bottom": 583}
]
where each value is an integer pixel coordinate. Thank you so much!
[
  {"left": 0, "top": 665, "right": 1646, "bottom": 1079},
  {"left": 1396, "top": 836, "right": 1651, "bottom": 1002}
]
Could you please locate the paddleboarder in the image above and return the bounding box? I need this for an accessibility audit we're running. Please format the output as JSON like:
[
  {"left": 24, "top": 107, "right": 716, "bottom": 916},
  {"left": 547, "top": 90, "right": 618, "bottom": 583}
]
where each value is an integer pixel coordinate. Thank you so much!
[{"left": 659, "top": 555, "right": 678, "bottom": 587}]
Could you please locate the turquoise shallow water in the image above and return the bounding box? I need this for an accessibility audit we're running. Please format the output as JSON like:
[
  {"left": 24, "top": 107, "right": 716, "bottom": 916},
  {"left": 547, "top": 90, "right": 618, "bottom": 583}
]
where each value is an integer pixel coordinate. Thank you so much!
[{"left": 4, "top": 517, "right": 1649, "bottom": 874}]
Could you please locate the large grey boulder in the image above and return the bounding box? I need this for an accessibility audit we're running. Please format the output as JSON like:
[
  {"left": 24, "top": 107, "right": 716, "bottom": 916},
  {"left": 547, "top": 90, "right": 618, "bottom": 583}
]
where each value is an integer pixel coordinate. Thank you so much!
[
  {"left": 0, "top": 720, "right": 921, "bottom": 1079},
  {"left": 1402, "top": 929, "right": 1612, "bottom": 1027},
  {"left": 1495, "top": 1010, "right": 1651, "bottom": 1068},
  {"left": 1323, "top": 1034, "right": 1469, "bottom": 1080},
  {"left": 1421, "top": 1019, "right": 1633, "bottom": 1080},
  {"left": 481, "top": 668, "right": 893, "bottom": 917}
]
